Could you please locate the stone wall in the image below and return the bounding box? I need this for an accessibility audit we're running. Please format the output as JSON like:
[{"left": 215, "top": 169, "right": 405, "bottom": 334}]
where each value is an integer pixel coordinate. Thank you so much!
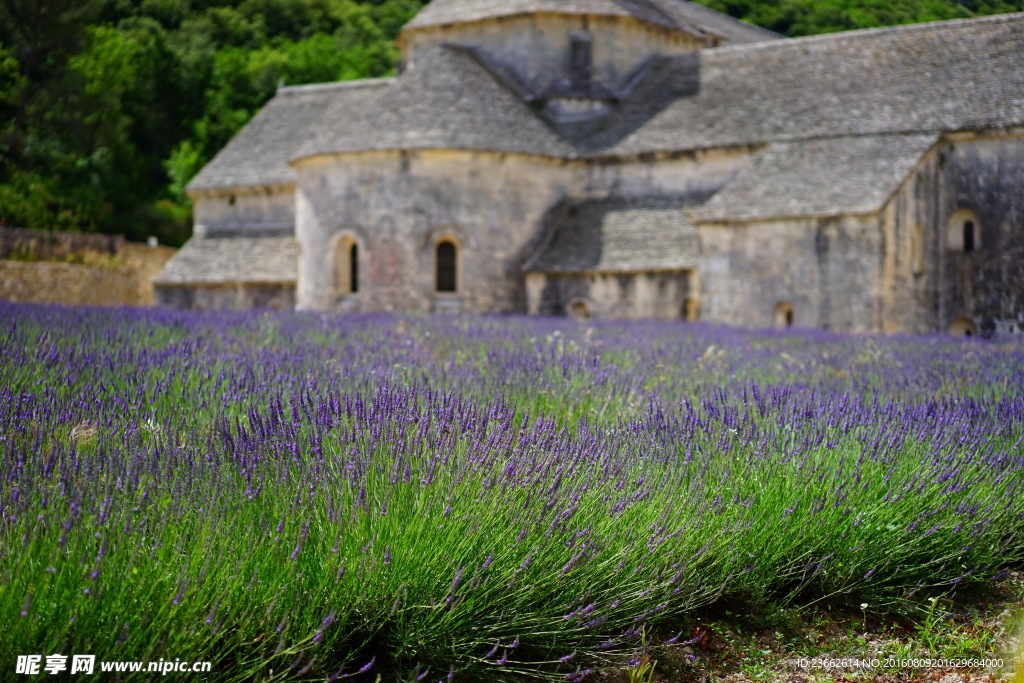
[
  {"left": 526, "top": 270, "right": 693, "bottom": 319},
  {"left": 154, "top": 283, "right": 295, "bottom": 311},
  {"left": 697, "top": 215, "right": 883, "bottom": 331},
  {"left": 295, "top": 149, "right": 575, "bottom": 314},
  {"left": 0, "top": 228, "right": 176, "bottom": 307},
  {"left": 0, "top": 261, "right": 140, "bottom": 306}
]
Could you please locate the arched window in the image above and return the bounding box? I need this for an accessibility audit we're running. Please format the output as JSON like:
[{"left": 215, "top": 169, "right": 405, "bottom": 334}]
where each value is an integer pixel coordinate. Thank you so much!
[
  {"left": 947, "top": 209, "right": 981, "bottom": 253},
  {"left": 334, "top": 236, "right": 360, "bottom": 298},
  {"left": 349, "top": 242, "right": 359, "bottom": 293},
  {"left": 963, "top": 221, "right": 975, "bottom": 253},
  {"left": 774, "top": 302, "right": 794, "bottom": 329},
  {"left": 435, "top": 240, "right": 457, "bottom": 293}
]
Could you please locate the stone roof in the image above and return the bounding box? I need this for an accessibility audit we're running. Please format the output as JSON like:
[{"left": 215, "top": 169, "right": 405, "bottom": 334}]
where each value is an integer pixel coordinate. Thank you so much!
[
  {"left": 152, "top": 235, "right": 297, "bottom": 285},
  {"left": 691, "top": 134, "right": 938, "bottom": 223},
  {"left": 302, "top": 12, "right": 1024, "bottom": 163},
  {"left": 187, "top": 79, "right": 391, "bottom": 192},
  {"left": 403, "top": 0, "right": 779, "bottom": 44},
  {"left": 607, "top": 12, "right": 1024, "bottom": 156},
  {"left": 526, "top": 196, "right": 705, "bottom": 273},
  {"left": 193, "top": 11, "right": 1024, "bottom": 199},
  {"left": 294, "top": 45, "right": 576, "bottom": 161}
]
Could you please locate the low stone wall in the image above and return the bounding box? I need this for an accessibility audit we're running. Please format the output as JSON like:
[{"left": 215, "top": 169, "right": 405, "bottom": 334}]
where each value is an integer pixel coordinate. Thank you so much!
[
  {"left": 0, "top": 228, "right": 177, "bottom": 306},
  {"left": 0, "top": 261, "right": 141, "bottom": 306}
]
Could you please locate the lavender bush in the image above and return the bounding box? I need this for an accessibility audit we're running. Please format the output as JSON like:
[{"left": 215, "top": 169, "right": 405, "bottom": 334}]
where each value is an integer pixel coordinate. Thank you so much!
[{"left": 1, "top": 303, "right": 1022, "bottom": 681}]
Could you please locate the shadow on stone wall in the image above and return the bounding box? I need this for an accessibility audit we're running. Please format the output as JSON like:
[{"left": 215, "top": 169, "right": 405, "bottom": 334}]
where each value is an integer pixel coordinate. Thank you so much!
[{"left": 0, "top": 228, "right": 177, "bottom": 306}]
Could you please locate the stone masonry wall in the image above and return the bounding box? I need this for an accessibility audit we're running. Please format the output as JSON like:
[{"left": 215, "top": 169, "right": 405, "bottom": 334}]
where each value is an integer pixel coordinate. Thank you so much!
[
  {"left": 0, "top": 228, "right": 176, "bottom": 306},
  {"left": 295, "top": 150, "right": 575, "bottom": 314},
  {"left": 401, "top": 14, "right": 702, "bottom": 96},
  {"left": 0, "top": 261, "right": 140, "bottom": 306},
  {"left": 154, "top": 283, "right": 295, "bottom": 311},
  {"left": 191, "top": 184, "right": 295, "bottom": 234},
  {"left": 883, "top": 131, "right": 1024, "bottom": 335},
  {"left": 697, "top": 215, "right": 883, "bottom": 331},
  {"left": 295, "top": 148, "right": 751, "bottom": 316},
  {"left": 526, "top": 270, "right": 693, "bottom": 319}
]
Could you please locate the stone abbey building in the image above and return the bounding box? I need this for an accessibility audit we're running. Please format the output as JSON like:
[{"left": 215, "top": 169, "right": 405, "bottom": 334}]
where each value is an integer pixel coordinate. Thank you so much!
[{"left": 154, "top": 0, "right": 1024, "bottom": 335}]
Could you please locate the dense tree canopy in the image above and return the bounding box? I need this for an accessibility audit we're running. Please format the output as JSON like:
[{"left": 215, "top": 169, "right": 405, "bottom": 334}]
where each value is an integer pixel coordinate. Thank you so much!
[{"left": 0, "top": 0, "right": 1021, "bottom": 245}]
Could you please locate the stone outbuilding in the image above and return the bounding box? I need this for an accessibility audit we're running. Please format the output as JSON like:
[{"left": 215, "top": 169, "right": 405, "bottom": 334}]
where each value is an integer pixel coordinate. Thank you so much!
[{"left": 155, "top": 0, "right": 1024, "bottom": 335}]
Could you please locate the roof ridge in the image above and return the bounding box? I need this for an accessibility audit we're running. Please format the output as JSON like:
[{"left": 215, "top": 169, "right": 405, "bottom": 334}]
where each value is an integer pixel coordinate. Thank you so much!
[
  {"left": 706, "top": 10, "right": 1024, "bottom": 55},
  {"left": 653, "top": 0, "right": 782, "bottom": 38},
  {"left": 404, "top": 0, "right": 682, "bottom": 32},
  {"left": 277, "top": 78, "right": 393, "bottom": 95}
]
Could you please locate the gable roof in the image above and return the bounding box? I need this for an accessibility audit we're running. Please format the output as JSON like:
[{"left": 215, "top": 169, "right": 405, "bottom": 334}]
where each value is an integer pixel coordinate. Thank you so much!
[
  {"left": 187, "top": 79, "right": 391, "bottom": 192},
  {"left": 294, "top": 45, "right": 576, "bottom": 161},
  {"left": 691, "top": 134, "right": 937, "bottom": 223},
  {"left": 152, "top": 235, "right": 297, "bottom": 285},
  {"left": 403, "top": 0, "right": 778, "bottom": 44},
  {"left": 606, "top": 12, "right": 1024, "bottom": 157},
  {"left": 526, "top": 196, "right": 706, "bottom": 273}
]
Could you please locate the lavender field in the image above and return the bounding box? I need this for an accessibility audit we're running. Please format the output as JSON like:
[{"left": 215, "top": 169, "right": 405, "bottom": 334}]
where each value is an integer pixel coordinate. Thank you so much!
[{"left": 2, "top": 302, "right": 1023, "bottom": 681}]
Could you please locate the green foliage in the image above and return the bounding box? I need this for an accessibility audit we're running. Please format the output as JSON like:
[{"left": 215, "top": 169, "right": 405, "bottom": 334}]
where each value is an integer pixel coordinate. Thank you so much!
[
  {"left": 0, "top": 0, "right": 423, "bottom": 244},
  {"left": 1, "top": 310, "right": 1022, "bottom": 680},
  {"left": 1, "top": 0, "right": 1022, "bottom": 242}
]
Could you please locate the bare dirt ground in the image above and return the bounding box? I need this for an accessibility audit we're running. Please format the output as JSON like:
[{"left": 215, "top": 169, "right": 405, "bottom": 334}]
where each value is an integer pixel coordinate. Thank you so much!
[{"left": 589, "top": 573, "right": 1024, "bottom": 683}]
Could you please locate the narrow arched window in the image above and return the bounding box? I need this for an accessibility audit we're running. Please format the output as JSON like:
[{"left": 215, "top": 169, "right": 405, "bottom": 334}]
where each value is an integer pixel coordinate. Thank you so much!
[
  {"left": 349, "top": 242, "right": 359, "bottom": 293},
  {"left": 436, "top": 240, "right": 457, "bottom": 293},
  {"left": 947, "top": 209, "right": 981, "bottom": 252},
  {"left": 334, "top": 236, "right": 360, "bottom": 299},
  {"left": 963, "top": 221, "right": 975, "bottom": 253}
]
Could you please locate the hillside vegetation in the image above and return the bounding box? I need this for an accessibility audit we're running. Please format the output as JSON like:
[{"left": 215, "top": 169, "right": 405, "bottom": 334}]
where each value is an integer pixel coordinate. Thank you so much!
[{"left": 1, "top": 0, "right": 1022, "bottom": 246}]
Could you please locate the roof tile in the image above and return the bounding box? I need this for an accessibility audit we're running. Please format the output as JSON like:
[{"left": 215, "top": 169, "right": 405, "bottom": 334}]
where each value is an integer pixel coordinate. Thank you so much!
[
  {"left": 152, "top": 235, "right": 298, "bottom": 284},
  {"left": 527, "top": 196, "right": 706, "bottom": 273},
  {"left": 691, "top": 134, "right": 938, "bottom": 222}
]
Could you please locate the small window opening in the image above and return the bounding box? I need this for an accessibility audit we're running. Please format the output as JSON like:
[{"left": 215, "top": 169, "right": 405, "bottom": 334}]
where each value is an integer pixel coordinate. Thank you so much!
[
  {"left": 774, "top": 302, "right": 794, "bottom": 329},
  {"left": 436, "top": 240, "right": 457, "bottom": 293},
  {"left": 349, "top": 242, "right": 359, "bottom": 293},
  {"left": 963, "top": 221, "right": 975, "bottom": 253},
  {"left": 950, "top": 317, "right": 977, "bottom": 337}
]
